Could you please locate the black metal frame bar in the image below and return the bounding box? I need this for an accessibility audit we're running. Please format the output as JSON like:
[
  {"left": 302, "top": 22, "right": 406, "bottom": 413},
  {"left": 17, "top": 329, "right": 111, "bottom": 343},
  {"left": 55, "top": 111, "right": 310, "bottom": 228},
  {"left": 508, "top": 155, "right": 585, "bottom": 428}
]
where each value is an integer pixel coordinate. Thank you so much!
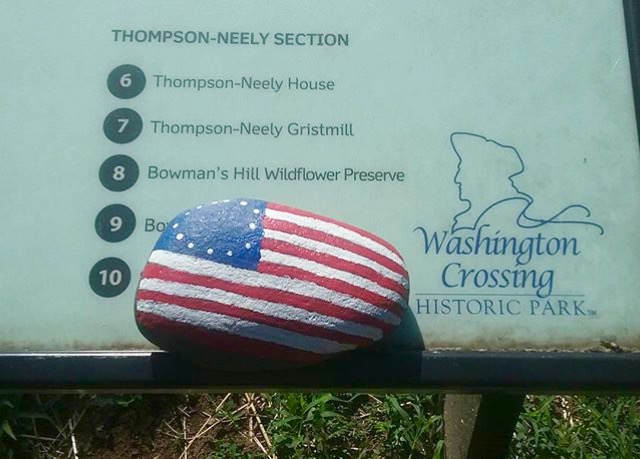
[
  {"left": 625, "top": 0, "right": 640, "bottom": 133},
  {"left": 2, "top": 351, "right": 640, "bottom": 393},
  {"left": 1, "top": 0, "right": 640, "bottom": 393}
]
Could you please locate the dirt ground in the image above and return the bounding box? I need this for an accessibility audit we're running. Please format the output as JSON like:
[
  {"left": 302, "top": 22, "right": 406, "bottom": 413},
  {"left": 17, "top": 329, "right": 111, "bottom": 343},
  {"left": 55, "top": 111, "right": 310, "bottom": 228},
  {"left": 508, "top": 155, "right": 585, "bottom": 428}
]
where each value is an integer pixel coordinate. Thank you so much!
[{"left": 13, "top": 394, "right": 266, "bottom": 459}]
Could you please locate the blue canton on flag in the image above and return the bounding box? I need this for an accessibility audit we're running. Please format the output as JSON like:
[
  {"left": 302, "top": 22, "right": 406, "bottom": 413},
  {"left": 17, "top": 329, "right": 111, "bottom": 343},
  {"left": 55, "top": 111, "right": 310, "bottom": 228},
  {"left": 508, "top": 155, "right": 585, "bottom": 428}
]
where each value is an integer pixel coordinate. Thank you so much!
[{"left": 154, "top": 199, "right": 267, "bottom": 271}]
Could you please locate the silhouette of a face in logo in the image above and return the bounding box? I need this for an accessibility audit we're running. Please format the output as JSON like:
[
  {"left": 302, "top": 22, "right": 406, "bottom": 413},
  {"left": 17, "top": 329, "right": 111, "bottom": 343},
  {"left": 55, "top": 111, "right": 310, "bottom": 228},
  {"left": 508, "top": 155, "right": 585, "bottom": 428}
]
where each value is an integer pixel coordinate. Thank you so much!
[
  {"left": 451, "top": 132, "right": 526, "bottom": 230},
  {"left": 449, "top": 132, "right": 604, "bottom": 234}
]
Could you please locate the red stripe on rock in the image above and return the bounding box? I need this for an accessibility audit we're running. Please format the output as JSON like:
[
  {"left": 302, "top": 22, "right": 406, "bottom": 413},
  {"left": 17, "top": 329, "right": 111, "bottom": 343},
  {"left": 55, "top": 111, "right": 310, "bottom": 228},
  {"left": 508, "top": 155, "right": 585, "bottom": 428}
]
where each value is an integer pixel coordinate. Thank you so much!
[
  {"left": 142, "top": 263, "right": 393, "bottom": 334},
  {"left": 136, "top": 290, "right": 372, "bottom": 347},
  {"left": 259, "top": 238, "right": 406, "bottom": 296},
  {"left": 267, "top": 202, "right": 403, "bottom": 259},
  {"left": 263, "top": 217, "right": 407, "bottom": 277},
  {"left": 257, "top": 261, "right": 405, "bottom": 319},
  {"left": 136, "top": 310, "right": 326, "bottom": 364}
]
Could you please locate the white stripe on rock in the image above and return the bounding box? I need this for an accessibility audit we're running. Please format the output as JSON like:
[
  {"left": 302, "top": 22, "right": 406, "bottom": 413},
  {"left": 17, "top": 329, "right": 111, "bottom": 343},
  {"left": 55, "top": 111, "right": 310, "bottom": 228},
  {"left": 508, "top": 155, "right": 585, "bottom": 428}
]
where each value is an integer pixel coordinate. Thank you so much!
[
  {"left": 260, "top": 249, "right": 408, "bottom": 308},
  {"left": 149, "top": 251, "right": 402, "bottom": 325},
  {"left": 138, "top": 278, "right": 382, "bottom": 340},
  {"left": 137, "top": 300, "right": 356, "bottom": 354},
  {"left": 265, "top": 208, "right": 405, "bottom": 266},
  {"left": 263, "top": 229, "right": 407, "bottom": 288}
]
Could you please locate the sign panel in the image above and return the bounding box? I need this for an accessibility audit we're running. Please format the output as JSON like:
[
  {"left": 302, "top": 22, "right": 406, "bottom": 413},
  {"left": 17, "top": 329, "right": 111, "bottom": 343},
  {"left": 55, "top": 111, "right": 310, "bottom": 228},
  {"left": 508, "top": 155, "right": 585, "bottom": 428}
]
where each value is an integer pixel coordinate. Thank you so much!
[{"left": 1, "top": 0, "right": 639, "bottom": 354}]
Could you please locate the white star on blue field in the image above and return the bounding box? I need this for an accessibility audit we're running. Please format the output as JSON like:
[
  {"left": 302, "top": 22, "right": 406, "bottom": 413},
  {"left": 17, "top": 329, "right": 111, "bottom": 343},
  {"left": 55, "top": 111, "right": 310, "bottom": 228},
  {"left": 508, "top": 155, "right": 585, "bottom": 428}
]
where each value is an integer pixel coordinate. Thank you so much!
[{"left": 154, "top": 198, "right": 267, "bottom": 271}]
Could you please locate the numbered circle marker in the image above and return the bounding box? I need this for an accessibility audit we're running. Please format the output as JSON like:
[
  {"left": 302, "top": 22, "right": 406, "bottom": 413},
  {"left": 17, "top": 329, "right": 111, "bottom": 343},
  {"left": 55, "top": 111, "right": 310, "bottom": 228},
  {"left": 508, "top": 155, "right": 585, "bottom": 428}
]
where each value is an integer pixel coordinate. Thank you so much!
[
  {"left": 103, "top": 108, "right": 143, "bottom": 144},
  {"left": 99, "top": 155, "right": 139, "bottom": 191},
  {"left": 89, "top": 258, "right": 131, "bottom": 298},
  {"left": 107, "top": 64, "right": 146, "bottom": 99},
  {"left": 95, "top": 204, "right": 136, "bottom": 242}
]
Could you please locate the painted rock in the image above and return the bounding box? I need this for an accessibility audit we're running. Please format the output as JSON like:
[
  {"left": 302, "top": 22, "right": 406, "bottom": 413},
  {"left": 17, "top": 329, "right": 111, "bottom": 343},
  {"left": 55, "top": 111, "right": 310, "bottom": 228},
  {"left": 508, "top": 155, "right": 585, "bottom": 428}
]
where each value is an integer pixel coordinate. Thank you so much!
[{"left": 135, "top": 198, "right": 409, "bottom": 370}]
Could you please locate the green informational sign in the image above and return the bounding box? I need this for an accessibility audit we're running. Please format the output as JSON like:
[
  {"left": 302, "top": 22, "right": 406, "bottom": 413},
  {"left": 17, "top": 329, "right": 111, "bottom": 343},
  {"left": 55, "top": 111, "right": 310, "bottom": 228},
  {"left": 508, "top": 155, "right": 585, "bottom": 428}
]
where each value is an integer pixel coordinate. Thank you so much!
[{"left": 1, "top": 0, "right": 639, "bottom": 353}]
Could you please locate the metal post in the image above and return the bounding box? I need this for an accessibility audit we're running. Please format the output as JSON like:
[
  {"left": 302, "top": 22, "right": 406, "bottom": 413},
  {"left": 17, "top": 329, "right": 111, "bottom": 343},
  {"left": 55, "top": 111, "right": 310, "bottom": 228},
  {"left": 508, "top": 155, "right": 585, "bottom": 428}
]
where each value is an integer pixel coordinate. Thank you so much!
[{"left": 444, "top": 394, "right": 524, "bottom": 459}]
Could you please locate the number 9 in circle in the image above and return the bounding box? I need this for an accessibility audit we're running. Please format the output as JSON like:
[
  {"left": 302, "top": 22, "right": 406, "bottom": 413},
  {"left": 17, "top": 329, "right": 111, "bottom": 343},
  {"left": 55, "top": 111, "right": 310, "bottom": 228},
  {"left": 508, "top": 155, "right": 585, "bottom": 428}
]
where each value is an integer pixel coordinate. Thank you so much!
[{"left": 95, "top": 204, "right": 136, "bottom": 242}]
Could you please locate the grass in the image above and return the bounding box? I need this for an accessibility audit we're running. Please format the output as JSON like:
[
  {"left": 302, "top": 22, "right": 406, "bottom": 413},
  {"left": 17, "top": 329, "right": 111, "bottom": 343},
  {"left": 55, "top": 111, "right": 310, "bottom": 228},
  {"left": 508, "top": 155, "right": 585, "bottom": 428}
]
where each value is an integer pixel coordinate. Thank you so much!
[
  {"left": 0, "top": 394, "right": 638, "bottom": 458},
  {"left": 511, "top": 396, "right": 640, "bottom": 459}
]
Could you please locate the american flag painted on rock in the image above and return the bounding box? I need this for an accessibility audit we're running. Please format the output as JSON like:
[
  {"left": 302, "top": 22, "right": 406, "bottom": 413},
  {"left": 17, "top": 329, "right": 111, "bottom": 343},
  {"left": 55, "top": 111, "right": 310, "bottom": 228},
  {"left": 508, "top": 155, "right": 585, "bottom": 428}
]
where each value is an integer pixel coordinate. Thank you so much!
[{"left": 135, "top": 198, "right": 409, "bottom": 366}]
